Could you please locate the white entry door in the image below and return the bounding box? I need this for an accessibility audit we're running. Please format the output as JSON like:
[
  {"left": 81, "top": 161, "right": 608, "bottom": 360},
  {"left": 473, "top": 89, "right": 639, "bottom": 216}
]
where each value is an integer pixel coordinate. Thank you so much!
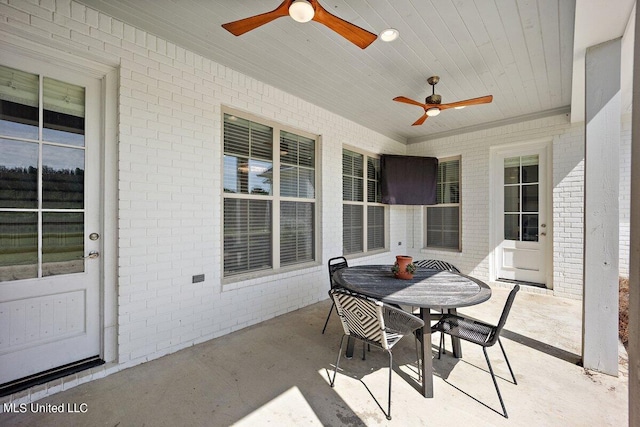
[
  {"left": 492, "top": 142, "right": 551, "bottom": 287},
  {"left": 0, "top": 59, "right": 102, "bottom": 385}
]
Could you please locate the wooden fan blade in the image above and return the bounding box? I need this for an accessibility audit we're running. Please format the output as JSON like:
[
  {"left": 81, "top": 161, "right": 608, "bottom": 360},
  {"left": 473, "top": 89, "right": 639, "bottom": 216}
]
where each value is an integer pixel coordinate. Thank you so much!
[
  {"left": 412, "top": 113, "right": 428, "bottom": 126},
  {"left": 439, "top": 95, "right": 493, "bottom": 111},
  {"left": 312, "top": 1, "right": 377, "bottom": 49},
  {"left": 393, "top": 96, "right": 428, "bottom": 108},
  {"left": 222, "top": 0, "right": 291, "bottom": 36}
]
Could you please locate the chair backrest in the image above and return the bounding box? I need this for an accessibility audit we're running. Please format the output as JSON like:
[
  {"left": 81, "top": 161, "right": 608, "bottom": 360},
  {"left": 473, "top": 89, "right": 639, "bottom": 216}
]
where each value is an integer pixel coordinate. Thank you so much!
[
  {"left": 329, "top": 288, "right": 387, "bottom": 349},
  {"left": 488, "top": 285, "right": 520, "bottom": 345},
  {"left": 413, "top": 259, "right": 460, "bottom": 273},
  {"left": 328, "top": 256, "right": 349, "bottom": 289}
]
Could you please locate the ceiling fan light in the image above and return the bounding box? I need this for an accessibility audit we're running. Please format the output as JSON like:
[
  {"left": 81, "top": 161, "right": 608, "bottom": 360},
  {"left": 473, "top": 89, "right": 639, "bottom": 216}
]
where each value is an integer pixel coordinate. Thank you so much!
[
  {"left": 289, "top": 0, "right": 314, "bottom": 23},
  {"left": 426, "top": 107, "right": 441, "bottom": 117},
  {"left": 379, "top": 28, "right": 399, "bottom": 42}
]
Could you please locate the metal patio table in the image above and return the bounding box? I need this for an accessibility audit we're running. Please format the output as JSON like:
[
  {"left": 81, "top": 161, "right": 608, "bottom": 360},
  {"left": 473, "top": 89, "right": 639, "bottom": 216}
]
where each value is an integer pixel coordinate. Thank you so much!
[{"left": 332, "top": 264, "right": 492, "bottom": 398}]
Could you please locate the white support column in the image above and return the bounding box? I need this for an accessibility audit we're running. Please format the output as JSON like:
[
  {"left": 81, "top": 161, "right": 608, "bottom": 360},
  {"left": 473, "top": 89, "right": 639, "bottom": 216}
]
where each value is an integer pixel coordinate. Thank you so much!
[
  {"left": 628, "top": 5, "right": 640, "bottom": 425},
  {"left": 583, "top": 38, "right": 621, "bottom": 375}
]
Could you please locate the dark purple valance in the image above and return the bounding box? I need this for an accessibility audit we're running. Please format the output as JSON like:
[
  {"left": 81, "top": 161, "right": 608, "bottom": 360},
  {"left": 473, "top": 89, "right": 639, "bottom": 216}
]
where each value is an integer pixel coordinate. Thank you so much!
[{"left": 380, "top": 155, "right": 438, "bottom": 205}]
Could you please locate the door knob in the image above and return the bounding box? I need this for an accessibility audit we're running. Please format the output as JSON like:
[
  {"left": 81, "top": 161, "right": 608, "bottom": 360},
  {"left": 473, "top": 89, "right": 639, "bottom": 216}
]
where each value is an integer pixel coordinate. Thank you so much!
[{"left": 82, "top": 251, "right": 100, "bottom": 259}]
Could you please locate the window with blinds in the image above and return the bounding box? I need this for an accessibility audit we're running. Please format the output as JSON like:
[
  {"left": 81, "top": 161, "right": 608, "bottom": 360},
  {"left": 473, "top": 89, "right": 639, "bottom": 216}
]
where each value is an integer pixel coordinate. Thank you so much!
[
  {"left": 425, "top": 157, "right": 461, "bottom": 251},
  {"left": 223, "top": 112, "right": 317, "bottom": 277},
  {"left": 342, "top": 149, "right": 386, "bottom": 255},
  {"left": 280, "top": 131, "right": 315, "bottom": 266}
]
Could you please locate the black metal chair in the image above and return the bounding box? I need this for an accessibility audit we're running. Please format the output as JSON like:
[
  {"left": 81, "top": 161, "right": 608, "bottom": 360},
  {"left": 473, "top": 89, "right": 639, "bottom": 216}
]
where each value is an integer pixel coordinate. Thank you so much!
[
  {"left": 328, "top": 288, "right": 424, "bottom": 420},
  {"left": 431, "top": 285, "right": 520, "bottom": 418},
  {"left": 322, "top": 256, "right": 349, "bottom": 334}
]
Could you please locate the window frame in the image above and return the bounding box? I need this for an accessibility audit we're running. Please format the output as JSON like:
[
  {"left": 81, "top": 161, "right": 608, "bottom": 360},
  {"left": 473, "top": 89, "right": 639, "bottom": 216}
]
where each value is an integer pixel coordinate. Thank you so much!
[
  {"left": 424, "top": 155, "right": 462, "bottom": 252},
  {"left": 221, "top": 106, "right": 320, "bottom": 283},
  {"left": 341, "top": 145, "right": 389, "bottom": 256}
]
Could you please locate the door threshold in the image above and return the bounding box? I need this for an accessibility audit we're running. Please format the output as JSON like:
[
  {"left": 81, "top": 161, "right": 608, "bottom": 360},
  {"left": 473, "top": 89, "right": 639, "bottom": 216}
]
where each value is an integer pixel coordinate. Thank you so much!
[
  {"left": 497, "top": 278, "right": 547, "bottom": 289},
  {"left": 0, "top": 356, "right": 104, "bottom": 398}
]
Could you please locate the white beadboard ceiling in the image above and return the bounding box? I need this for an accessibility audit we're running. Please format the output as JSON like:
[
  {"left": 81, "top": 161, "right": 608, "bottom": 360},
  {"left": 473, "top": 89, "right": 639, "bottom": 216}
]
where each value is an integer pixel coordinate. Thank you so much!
[{"left": 75, "top": 0, "right": 633, "bottom": 143}]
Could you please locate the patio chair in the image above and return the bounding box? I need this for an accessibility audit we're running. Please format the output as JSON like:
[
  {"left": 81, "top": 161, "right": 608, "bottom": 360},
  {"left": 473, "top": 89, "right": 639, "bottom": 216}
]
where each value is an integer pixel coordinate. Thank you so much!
[
  {"left": 328, "top": 288, "right": 424, "bottom": 420},
  {"left": 431, "top": 285, "right": 520, "bottom": 418},
  {"left": 413, "top": 259, "right": 460, "bottom": 273},
  {"left": 322, "top": 256, "right": 349, "bottom": 334}
]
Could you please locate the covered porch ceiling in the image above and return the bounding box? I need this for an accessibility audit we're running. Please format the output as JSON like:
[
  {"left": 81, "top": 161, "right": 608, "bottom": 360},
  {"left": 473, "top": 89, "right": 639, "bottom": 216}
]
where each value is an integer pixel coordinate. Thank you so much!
[{"left": 76, "top": 0, "right": 634, "bottom": 143}]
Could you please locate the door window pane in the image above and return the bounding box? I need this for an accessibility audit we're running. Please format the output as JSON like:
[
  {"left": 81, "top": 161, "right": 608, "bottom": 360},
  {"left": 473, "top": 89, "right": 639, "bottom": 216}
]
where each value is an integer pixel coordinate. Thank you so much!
[
  {"left": 503, "top": 155, "right": 539, "bottom": 241},
  {"left": 504, "top": 214, "right": 519, "bottom": 240},
  {"left": 0, "top": 138, "right": 38, "bottom": 208},
  {"left": 42, "top": 212, "right": 84, "bottom": 277},
  {"left": 521, "top": 155, "right": 539, "bottom": 183},
  {"left": 523, "top": 214, "right": 539, "bottom": 242},
  {"left": 42, "top": 145, "right": 85, "bottom": 209},
  {"left": 0, "top": 212, "right": 37, "bottom": 281},
  {"left": 42, "top": 77, "right": 85, "bottom": 146},
  {"left": 504, "top": 186, "right": 519, "bottom": 212},
  {"left": 504, "top": 157, "right": 520, "bottom": 184},
  {"left": 522, "top": 184, "right": 539, "bottom": 212},
  {"left": 0, "top": 65, "right": 39, "bottom": 140},
  {"left": 0, "top": 67, "right": 89, "bottom": 281}
]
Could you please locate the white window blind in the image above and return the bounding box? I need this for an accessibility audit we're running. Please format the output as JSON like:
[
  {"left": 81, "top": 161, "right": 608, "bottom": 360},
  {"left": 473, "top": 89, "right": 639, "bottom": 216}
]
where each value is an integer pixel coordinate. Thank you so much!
[
  {"left": 426, "top": 157, "right": 461, "bottom": 250},
  {"left": 223, "top": 112, "right": 316, "bottom": 277},
  {"left": 342, "top": 149, "right": 385, "bottom": 255},
  {"left": 280, "top": 130, "right": 315, "bottom": 266}
]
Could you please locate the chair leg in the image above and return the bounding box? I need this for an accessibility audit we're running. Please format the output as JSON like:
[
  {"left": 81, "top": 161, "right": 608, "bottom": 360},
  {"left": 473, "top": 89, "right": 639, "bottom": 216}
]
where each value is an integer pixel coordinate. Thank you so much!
[
  {"left": 414, "top": 335, "right": 422, "bottom": 382},
  {"left": 386, "top": 350, "right": 393, "bottom": 420},
  {"left": 330, "top": 335, "right": 346, "bottom": 387},
  {"left": 322, "top": 302, "right": 335, "bottom": 334},
  {"left": 498, "top": 338, "right": 517, "bottom": 384},
  {"left": 438, "top": 331, "right": 444, "bottom": 359},
  {"left": 482, "top": 347, "right": 508, "bottom": 418}
]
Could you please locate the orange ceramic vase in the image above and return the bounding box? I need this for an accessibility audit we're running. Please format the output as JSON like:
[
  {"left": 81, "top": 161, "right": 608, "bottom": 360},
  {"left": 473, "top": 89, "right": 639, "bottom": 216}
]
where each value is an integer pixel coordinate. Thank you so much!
[{"left": 394, "top": 255, "right": 414, "bottom": 280}]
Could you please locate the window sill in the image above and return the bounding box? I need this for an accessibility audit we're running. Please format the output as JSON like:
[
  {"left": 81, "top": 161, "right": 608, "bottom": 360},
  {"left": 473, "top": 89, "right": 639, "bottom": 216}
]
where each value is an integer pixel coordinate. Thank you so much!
[
  {"left": 421, "top": 247, "right": 462, "bottom": 253},
  {"left": 221, "top": 261, "right": 322, "bottom": 291},
  {"left": 344, "top": 248, "right": 390, "bottom": 261}
]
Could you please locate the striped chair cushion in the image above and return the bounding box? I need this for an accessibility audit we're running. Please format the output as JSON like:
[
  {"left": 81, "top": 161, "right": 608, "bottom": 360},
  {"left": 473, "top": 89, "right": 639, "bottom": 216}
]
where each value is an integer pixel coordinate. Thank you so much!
[{"left": 414, "top": 259, "right": 460, "bottom": 273}]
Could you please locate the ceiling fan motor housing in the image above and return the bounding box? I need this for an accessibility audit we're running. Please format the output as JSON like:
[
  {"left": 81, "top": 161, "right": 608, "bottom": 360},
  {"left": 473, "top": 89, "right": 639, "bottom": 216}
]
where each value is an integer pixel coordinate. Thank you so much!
[{"left": 426, "top": 94, "right": 441, "bottom": 104}]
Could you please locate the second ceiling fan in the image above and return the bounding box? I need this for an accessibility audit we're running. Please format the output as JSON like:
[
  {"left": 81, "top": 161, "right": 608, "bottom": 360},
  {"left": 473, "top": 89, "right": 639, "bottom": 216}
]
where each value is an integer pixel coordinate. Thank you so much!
[
  {"left": 221, "top": 0, "right": 377, "bottom": 49},
  {"left": 394, "top": 76, "right": 493, "bottom": 126}
]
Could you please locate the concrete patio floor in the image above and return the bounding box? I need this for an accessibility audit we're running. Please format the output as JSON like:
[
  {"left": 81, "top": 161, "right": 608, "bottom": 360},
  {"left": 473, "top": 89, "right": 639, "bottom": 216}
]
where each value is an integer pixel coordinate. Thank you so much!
[{"left": 0, "top": 287, "right": 629, "bottom": 426}]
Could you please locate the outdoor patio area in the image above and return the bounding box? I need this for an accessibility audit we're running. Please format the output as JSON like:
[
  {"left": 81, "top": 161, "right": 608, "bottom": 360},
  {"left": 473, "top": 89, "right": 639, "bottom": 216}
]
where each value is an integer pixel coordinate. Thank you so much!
[{"left": 1, "top": 287, "right": 628, "bottom": 426}]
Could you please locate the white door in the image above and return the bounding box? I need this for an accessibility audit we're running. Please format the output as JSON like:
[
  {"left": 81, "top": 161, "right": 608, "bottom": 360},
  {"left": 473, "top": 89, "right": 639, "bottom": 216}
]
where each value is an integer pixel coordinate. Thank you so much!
[
  {"left": 492, "top": 142, "right": 550, "bottom": 286},
  {"left": 0, "top": 60, "right": 102, "bottom": 385}
]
